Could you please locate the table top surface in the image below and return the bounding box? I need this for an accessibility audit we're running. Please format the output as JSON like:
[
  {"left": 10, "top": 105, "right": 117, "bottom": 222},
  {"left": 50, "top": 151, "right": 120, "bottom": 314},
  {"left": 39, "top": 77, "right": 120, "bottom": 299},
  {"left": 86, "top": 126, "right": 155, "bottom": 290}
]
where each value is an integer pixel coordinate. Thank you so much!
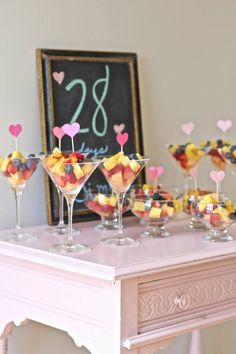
[{"left": 1, "top": 216, "right": 236, "bottom": 281}]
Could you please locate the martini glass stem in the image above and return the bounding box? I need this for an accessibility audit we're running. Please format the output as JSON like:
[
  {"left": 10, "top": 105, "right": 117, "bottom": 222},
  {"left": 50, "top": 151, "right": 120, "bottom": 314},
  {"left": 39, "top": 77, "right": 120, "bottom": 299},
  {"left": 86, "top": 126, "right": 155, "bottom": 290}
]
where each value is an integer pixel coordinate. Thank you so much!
[
  {"left": 115, "top": 192, "right": 125, "bottom": 235},
  {"left": 57, "top": 188, "right": 65, "bottom": 228},
  {"left": 14, "top": 189, "right": 23, "bottom": 236},
  {"left": 65, "top": 194, "right": 76, "bottom": 246}
]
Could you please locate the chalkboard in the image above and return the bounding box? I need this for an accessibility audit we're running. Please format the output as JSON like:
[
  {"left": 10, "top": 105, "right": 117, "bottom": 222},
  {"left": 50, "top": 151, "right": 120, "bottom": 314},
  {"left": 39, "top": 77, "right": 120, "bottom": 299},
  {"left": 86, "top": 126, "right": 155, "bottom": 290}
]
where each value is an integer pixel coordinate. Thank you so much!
[{"left": 36, "top": 49, "right": 145, "bottom": 224}]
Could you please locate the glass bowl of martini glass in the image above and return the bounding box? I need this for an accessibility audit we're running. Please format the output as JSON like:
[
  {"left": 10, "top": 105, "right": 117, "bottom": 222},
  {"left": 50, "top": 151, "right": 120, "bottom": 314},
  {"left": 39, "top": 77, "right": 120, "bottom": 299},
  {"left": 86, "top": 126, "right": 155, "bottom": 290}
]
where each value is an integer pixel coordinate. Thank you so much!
[
  {"left": 92, "top": 152, "right": 149, "bottom": 246},
  {"left": 167, "top": 143, "right": 205, "bottom": 192},
  {"left": 42, "top": 151, "right": 100, "bottom": 254},
  {"left": 0, "top": 151, "right": 41, "bottom": 242}
]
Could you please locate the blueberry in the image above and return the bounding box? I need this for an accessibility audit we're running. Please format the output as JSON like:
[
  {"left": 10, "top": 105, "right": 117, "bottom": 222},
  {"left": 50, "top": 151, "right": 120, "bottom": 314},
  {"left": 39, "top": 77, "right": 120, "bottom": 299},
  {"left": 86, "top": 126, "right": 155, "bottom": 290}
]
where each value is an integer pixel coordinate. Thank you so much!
[
  {"left": 179, "top": 145, "right": 185, "bottom": 153},
  {"left": 19, "top": 164, "right": 27, "bottom": 171},
  {"left": 12, "top": 158, "right": 21, "bottom": 167},
  {"left": 64, "top": 164, "right": 73, "bottom": 173},
  {"left": 175, "top": 148, "right": 182, "bottom": 155},
  {"left": 230, "top": 145, "right": 236, "bottom": 152},
  {"left": 28, "top": 153, "right": 36, "bottom": 157},
  {"left": 226, "top": 152, "right": 232, "bottom": 159},
  {"left": 230, "top": 157, "right": 236, "bottom": 164},
  {"left": 153, "top": 192, "right": 164, "bottom": 201},
  {"left": 26, "top": 160, "right": 32, "bottom": 169},
  {"left": 229, "top": 212, "right": 236, "bottom": 220},
  {"left": 219, "top": 202, "right": 226, "bottom": 208},
  {"left": 167, "top": 201, "right": 174, "bottom": 207},
  {"left": 129, "top": 153, "right": 138, "bottom": 160},
  {"left": 196, "top": 213, "right": 204, "bottom": 218}
]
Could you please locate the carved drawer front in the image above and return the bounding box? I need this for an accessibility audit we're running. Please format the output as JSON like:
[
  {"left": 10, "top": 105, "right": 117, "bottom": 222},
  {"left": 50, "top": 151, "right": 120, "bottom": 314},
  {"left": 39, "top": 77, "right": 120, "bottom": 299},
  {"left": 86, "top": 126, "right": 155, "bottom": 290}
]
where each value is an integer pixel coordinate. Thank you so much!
[{"left": 138, "top": 264, "right": 236, "bottom": 333}]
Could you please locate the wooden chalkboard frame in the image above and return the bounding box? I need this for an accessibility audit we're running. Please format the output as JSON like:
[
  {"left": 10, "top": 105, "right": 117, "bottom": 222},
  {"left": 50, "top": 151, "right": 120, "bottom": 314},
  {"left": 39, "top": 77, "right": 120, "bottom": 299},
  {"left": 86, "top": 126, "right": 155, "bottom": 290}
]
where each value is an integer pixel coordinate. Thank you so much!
[{"left": 36, "top": 48, "right": 145, "bottom": 225}]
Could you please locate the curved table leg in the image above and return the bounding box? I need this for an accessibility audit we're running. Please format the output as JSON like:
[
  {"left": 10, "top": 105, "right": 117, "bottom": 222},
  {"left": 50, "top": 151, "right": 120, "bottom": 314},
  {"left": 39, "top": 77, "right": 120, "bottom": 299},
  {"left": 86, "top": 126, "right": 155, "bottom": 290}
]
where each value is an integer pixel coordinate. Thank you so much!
[
  {"left": 0, "top": 323, "right": 13, "bottom": 354},
  {"left": 189, "top": 329, "right": 203, "bottom": 354}
]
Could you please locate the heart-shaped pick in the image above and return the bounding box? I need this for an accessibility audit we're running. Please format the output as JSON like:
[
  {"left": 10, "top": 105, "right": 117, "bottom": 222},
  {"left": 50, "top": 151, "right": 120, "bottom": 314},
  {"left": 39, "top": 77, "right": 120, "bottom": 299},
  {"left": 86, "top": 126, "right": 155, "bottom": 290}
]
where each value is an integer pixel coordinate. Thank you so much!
[
  {"left": 116, "top": 132, "right": 129, "bottom": 147},
  {"left": 52, "top": 71, "right": 65, "bottom": 85},
  {"left": 148, "top": 166, "right": 164, "bottom": 181},
  {"left": 9, "top": 124, "right": 22, "bottom": 138},
  {"left": 114, "top": 123, "right": 125, "bottom": 134},
  {"left": 63, "top": 123, "right": 80, "bottom": 138},
  {"left": 217, "top": 119, "right": 232, "bottom": 132},
  {"left": 53, "top": 126, "right": 65, "bottom": 140},
  {"left": 210, "top": 170, "right": 225, "bottom": 183},
  {"left": 181, "top": 122, "right": 195, "bottom": 136}
]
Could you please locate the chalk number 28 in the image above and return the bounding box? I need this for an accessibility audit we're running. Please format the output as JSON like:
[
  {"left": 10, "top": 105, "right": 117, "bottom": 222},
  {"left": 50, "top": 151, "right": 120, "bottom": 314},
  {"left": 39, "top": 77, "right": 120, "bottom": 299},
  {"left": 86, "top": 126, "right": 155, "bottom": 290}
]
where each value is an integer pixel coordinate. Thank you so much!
[{"left": 65, "top": 65, "right": 109, "bottom": 138}]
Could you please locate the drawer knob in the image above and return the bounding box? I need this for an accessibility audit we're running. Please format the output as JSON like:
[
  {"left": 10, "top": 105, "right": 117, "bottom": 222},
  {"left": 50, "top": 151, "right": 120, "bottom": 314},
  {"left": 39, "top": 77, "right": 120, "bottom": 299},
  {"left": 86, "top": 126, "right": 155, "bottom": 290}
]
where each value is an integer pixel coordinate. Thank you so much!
[{"left": 174, "top": 294, "right": 189, "bottom": 310}]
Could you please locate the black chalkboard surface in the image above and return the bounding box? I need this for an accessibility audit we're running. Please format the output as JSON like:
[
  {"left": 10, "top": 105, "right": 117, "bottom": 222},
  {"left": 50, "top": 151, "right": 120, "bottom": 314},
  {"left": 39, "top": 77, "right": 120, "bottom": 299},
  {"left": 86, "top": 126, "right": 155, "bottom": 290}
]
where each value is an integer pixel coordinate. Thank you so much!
[{"left": 36, "top": 49, "right": 145, "bottom": 224}]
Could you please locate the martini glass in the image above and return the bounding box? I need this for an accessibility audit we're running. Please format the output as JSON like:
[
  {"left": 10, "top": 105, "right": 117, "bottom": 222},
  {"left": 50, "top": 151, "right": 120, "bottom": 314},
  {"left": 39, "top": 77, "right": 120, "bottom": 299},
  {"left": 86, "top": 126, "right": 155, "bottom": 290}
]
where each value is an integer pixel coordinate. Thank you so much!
[
  {"left": 92, "top": 153, "right": 149, "bottom": 246},
  {"left": 167, "top": 143, "right": 205, "bottom": 192},
  {"left": 1, "top": 152, "right": 40, "bottom": 242},
  {"left": 42, "top": 157, "right": 100, "bottom": 254}
]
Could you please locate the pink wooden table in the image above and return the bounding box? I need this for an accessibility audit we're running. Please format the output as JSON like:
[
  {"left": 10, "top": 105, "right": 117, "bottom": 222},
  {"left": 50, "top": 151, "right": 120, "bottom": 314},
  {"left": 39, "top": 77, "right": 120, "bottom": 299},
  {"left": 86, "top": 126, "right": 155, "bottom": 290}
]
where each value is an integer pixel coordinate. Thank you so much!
[{"left": 1, "top": 216, "right": 236, "bottom": 354}]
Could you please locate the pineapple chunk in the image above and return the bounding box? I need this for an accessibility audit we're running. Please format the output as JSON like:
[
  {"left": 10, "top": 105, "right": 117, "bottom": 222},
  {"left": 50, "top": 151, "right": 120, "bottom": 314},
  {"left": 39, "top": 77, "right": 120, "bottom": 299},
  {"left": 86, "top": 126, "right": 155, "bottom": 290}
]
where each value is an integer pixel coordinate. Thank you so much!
[
  {"left": 103, "top": 159, "right": 117, "bottom": 171},
  {"left": 73, "top": 164, "right": 84, "bottom": 179},
  {"left": 134, "top": 201, "right": 146, "bottom": 212},
  {"left": 82, "top": 164, "right": 92, "bottom": 175},
  {"left": 108, "top": 194, "right": 117, "bottom": 207},
  {"left": 50, "top": 161, "right": 65, "bottom": 176},
  {"left": 149, "top": 207, "right": 162, "bottom": 218},
  {"left": 130, "top": 160, "right": 141, "bottom": 172},
  {"left": 1, "top": 159, "right": 10, "bottom": 172},
  {"left": 11, "top": 150, "right": 24, "bottom": 159}
]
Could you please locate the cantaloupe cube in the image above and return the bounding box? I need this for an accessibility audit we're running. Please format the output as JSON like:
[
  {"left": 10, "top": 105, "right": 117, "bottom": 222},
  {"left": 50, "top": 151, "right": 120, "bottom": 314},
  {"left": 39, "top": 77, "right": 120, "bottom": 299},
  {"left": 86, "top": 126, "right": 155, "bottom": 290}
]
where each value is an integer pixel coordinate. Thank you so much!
[{"left": 110, "top": 172, "right": 123, "bottom": 190}]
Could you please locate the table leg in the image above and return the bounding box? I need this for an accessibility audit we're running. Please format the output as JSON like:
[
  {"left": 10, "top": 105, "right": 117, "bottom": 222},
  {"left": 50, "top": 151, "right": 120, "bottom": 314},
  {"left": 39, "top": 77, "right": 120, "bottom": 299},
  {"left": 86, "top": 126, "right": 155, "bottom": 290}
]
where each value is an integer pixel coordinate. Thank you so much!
[
  {"left": 0, "top": 323, "right": 13, "bottom": 354},
  {"left": 189, "top": 329, "right": 203, "bottom": 354}
]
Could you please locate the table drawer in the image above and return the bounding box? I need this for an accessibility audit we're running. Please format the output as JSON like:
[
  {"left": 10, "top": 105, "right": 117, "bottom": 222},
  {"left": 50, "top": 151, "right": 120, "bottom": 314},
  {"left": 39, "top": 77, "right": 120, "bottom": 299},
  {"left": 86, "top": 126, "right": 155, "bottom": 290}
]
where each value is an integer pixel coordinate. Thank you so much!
[{"left": 138, "top": 264, "right": 236, "bottom": 333}]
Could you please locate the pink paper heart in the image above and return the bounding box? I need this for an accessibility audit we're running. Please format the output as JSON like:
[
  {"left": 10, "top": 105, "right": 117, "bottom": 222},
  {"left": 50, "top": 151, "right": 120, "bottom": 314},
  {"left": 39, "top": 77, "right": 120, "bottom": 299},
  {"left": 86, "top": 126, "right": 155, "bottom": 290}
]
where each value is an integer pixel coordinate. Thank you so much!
[
  {"left": 114, "top": 123, "right": 125, "bottom": 134},
  {"left": 63, "top": 123, "right": 80, "bottom": 138},
  {"left": 116, "top": 132, "right": 128, "bottom": 146},
  {"left": 9, "top": 124, "right": 22, "bottom": 138},
  {"left": 181, "top": 122, "right": 195, "bottom": 136},
  {"left": 148, "top": 166, "right": 164, "bottom": 181},
  {"left": 217, "top": 119, "right": 232, "bottom": 132},
  {"left": 53, "top": 126, "right": 65, "bottom": 140},
  {"left": 52, "top": 71, "right": 65, "bottom": 85},
  {"left": 210, "top": 170, "right": 225, "bottom": 183}
]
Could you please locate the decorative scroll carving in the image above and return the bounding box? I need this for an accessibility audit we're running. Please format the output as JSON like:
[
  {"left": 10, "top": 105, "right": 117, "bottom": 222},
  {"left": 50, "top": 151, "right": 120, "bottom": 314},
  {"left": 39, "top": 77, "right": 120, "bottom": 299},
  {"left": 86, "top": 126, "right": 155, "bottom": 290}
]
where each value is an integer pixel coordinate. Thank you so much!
[
  {"left": 139, "top": 271, "right": 236, "bottom": 323},
  {"left": 0, "top": 322, "right": 13, "bottom": 354}
]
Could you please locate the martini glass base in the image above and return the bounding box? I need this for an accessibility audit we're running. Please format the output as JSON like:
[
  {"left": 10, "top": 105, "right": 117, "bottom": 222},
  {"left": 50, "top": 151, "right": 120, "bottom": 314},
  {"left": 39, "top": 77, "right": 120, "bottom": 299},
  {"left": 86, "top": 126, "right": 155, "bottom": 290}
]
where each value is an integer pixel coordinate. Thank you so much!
[
  {"left": 7, "top": 232, "right": 38, "bottom": 243},
  {"left": 101, "top": 235, "right": 139, "bottom": 247},
  {"left": 141, "top": 228, "right": 170, "bottom": 238},
  {"left": 184, "top": 218, "right": 207, "bottom": 231},
  {"left": 44, "top": 225, "right": 80, "bottom": 236},
  {"left": 50, "top": 242, "right": 92, "bottom": 255},
  {"left": 202, "top": 230, "right": 235, "bottom": 242},
  {"left": 95, "top": 222, "right": 123, "bottom": 231}
]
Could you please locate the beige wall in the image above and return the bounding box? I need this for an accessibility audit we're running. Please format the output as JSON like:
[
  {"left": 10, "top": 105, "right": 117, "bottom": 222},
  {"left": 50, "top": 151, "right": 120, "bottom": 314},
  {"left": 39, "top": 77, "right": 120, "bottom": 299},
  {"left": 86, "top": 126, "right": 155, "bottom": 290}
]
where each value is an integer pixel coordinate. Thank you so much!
[{"left": 1, "top": 0, "right": 236, "bottom": 353}]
